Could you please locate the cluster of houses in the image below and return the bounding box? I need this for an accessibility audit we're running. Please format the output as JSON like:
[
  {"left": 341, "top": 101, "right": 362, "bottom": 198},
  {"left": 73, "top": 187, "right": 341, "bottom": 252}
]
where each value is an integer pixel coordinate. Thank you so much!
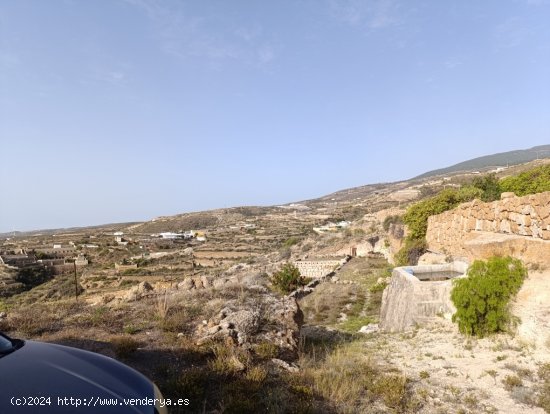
[
  {"left": 313, "top": 221, "right": 351, "bottom": 235},
  {"left": 113, "top": 230, "right": 206, "bottom": 246},
  {"left": 0, "top": 244, "right": 88, "bottom": 275}
]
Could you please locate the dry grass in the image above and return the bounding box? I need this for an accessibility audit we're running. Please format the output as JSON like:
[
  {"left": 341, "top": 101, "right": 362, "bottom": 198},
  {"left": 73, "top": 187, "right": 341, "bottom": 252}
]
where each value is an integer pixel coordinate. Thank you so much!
[
  {"left": 111, "top": 336, "right": 140, "bottom": 359},
  {"left": 301, "top": 339, "right": 417, "bottom": 413},
  {"left": 538, "top": 363, "right": 550, "bottom": 412},
  {"left": 155, "top": 291, "right": 171, "bottom": 320},
  {"left": 502, "top": 374, "right": 522, "bottom": 391},
  {"left": 254, "top": 341, "right": 279, "bottom": 360},
  {"left": 207, "top": 344, "right": 250, "bottom": 375}
]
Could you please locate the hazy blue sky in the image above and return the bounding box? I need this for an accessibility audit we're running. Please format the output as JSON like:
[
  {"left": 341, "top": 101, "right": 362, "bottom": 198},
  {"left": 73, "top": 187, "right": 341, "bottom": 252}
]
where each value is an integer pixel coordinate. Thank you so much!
[{"left": 1, "top": 0, "right": 549, "bottom": 232}]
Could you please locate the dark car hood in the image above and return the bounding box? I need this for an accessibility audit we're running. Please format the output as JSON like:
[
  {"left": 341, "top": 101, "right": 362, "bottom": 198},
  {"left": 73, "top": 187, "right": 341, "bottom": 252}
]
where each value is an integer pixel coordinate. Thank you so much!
[{"left": 0, "top": 341, "right": 154, "bottom": 413}]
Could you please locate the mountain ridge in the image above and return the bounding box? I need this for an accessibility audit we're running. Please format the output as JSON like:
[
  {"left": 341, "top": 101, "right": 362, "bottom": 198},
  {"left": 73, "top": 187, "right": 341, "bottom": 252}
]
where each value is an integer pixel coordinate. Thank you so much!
[{"left": 413, "top": 144, "right": 550, "bottom": 179}]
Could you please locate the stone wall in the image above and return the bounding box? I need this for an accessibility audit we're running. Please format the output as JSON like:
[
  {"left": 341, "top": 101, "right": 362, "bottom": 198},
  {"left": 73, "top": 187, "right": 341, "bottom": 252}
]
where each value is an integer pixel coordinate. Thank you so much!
[
  {"left": 426, "top": 192, "right": 550, "bottom": 266},
  {"left": 294, "top": 257, "right": 349, "bottom": 279}
]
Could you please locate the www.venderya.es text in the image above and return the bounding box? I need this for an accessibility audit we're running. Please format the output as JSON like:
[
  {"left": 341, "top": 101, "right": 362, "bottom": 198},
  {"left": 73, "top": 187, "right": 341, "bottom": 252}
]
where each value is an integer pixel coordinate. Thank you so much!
[{"left": 11, "top": 396, "right": 189, "bottom": 408}]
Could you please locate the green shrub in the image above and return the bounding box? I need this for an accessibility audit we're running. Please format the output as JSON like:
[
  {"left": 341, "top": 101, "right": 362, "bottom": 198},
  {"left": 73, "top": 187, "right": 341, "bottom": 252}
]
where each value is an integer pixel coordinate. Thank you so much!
[
  {"left": 395, "top": 238, "right": 428, "bottom": 266},
  {"left": 15, "top": 266, "right": 53, "bottom": 290},
  {"left": 283, "top": 237, "right": 299, "bottom": 248},
  {"left": 369, "top": 281, "right": 388, "bottom": 293},
  {"left": 500, "top": 164, "right": 550, "bottom": 196},
  {"left": 451, "top": 256, "right": 527, "bottom": 337},
  {"left": 395, "top": 187, "right": 482, "bottom": 265},
  {"left": 403, "top": 187, "right": 483, "bottom": 241},
  {"left": 470, "top": 173, "right": 502, "bottom": 201},
  {"left": 270, "top": 263, "right": 308, "bottom": 294},
  {"left": 383, "top": 215, "right": 402, "bottom": 232}
]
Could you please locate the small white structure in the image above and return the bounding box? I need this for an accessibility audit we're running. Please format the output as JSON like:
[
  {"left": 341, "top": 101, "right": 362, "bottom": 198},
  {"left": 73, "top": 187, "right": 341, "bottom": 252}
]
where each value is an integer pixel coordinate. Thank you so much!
[
  {"left": 159, "top": 232, "right": 186, "bottom": 239},
  {"left": 312, "top": 221, "right": 351, "bottom": 234},
  {"left": 74, "top": 255, "right": 88, "bottom": 266}
]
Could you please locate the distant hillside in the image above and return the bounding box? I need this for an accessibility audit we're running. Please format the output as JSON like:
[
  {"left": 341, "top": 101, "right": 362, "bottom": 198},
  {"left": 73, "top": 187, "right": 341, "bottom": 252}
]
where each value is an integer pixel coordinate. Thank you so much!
[
  {"left": 0, "top": 222, "right": 136, "bottom": 239},
  {"left": 414, "top": 145, "right": 550, "bottom": 179}
]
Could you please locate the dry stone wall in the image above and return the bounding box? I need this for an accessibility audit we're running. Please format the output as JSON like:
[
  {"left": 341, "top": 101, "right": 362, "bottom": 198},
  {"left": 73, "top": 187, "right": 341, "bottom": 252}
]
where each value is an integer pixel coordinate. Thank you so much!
[
  {"left": 294, "top": 257, "right": 349, "bottom": 279},
  {"left": 426, "top": 192, "right": 550, "bottom": 265}
]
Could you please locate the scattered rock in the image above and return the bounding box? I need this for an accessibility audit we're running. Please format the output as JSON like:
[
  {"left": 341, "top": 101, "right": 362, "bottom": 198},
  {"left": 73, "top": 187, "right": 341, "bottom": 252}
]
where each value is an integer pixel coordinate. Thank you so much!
[
  {"left": 230, "top": 356, "right": 245, "bottom": 372},
  {"left": 177, "top": 278, "right": 195, "bottom": 290},
  {"left": 271, "top": 358, "right": 299, "bottom": 373},
  {"left": 358, "top": 324, "right": 379, "bottom": 334},
  {"left": 201, "top": 276, "right": 213, "bottom": 288},
  {"left": 212, "top": 278, "right": 229, "bottom": 288}
]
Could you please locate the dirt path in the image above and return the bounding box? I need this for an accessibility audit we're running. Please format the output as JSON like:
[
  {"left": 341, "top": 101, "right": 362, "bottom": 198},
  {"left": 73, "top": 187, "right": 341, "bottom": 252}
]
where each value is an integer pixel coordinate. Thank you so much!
[{"left": 365, "top": 320, "right": 547, "bottom": 413}]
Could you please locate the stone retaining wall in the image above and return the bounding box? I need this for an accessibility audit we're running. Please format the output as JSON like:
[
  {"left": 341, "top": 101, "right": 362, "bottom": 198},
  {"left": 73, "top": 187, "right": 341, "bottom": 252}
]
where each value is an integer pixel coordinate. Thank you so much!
[
  {"left": 427, "top": 192, "right": 550, "bottom": 242},
  {"left": 426, "top": 192, "right": 550, "bottom": 266},
  {"left": 294, "top": 257, "right": 349, "bottom": 279}
]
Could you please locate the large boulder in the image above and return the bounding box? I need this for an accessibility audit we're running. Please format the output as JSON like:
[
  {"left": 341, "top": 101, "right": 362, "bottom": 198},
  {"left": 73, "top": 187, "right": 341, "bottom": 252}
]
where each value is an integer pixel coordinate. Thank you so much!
[
  {"left": 124, "top": 281, "right": 153, "bottom": 302},
  {"left": 195, "top": 295, "right": 304, "bottom": 361}
]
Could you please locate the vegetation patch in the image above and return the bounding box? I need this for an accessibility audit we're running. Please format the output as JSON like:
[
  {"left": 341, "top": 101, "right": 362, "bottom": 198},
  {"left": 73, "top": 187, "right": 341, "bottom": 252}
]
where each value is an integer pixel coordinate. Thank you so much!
[
  {"left": 383, "top": 215, "right": 403, "bottom": 231},
  {"left": 270, "top": 263, "right": 309, "bottom": 294},
  {"left": 111, "top": 336, "right": 140, "bottom": 359},
  {"left": 339, "top": 316, "right": 375, "bottom": 333},
  {"left": 396, "top": 187, "right": 482, "bottom": 265},
  {"left": 451, "top": 256, "right": 527, "bottom": 337},
  {"left": 537, "top": 363, "right": 550, "bottom": 412},
  {"left": 500, "top": 164, "right": 550, "bottom": 196}
]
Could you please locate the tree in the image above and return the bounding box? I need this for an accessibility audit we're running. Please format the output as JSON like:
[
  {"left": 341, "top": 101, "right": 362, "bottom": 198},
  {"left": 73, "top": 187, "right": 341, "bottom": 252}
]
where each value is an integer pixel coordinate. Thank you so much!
[
  {"left": 471, "top": 173, "right": 502, "bottom": 201},
  {"left": 270, "top": 263, "right": 308, "bottom": 294}
]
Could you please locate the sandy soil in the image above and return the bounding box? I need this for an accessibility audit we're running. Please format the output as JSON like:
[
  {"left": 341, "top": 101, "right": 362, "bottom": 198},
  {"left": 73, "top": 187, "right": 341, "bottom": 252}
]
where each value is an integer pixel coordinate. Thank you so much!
[{"left": 366, "top": 319, "right": 548, "bottom": 413}]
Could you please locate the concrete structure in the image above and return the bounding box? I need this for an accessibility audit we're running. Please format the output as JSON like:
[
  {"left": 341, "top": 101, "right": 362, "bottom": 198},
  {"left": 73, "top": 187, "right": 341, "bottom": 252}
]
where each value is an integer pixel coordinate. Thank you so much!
[
  {"left": 0, "top": 254, "right": 37, "bottom": 268},
  {"left": 426, "top": 191, "right": 550, "bottom": 266},
  {"left": 294, "top": 257, "right": 349, "bottom": 279},
  {"left": 34, "top": 246, "right": 76, "bottom": 258},
  {"left": 379, "top": 262, "right": 468, "bottom": 332},
  {"left": 74, "top": 255, "right": 88, "bottom": 266}
]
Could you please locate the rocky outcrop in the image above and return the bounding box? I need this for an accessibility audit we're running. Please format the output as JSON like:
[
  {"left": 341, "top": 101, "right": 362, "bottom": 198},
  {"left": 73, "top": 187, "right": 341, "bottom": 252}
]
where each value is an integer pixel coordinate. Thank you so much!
[
  {"left": 195, "top": 295, "right": 303, "bottom": 361},
  {"left": 114, "top": 268, "right": 304, "bottom": 360},
  {"left": 123, "top": 281, "right": 153, "bottom": 301}
]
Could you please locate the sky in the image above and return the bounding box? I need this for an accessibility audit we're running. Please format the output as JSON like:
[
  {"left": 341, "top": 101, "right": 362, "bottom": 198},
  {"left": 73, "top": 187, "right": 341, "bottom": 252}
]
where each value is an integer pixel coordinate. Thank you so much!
[{"left": 1, "top": 0, "right": 549, "bottom": 232}]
